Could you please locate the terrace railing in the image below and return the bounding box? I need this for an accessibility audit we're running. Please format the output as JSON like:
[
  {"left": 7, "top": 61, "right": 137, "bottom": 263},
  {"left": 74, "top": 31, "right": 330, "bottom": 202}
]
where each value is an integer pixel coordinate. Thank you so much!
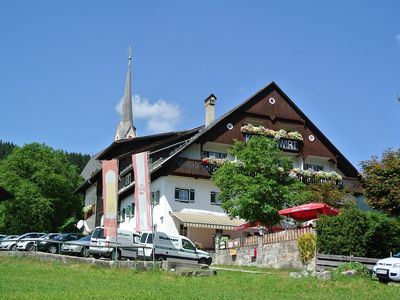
[{"left": 224, "top": 227, "right": 315, "bottom": 249}]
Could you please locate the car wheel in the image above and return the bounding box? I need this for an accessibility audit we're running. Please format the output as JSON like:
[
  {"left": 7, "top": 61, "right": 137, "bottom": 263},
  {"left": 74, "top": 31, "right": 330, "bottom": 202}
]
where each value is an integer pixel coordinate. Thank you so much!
[
  {"left": 93, "top": 254, "right": 100, "bottom": 259},
  {"left": 48, "top": 245, "right": 57, "bottom": 254},
  {"left": 111, "top": 249, "right": 121, "bottom": 260},
  {"left": 81, "top": 247, "right": 90, "bottom": 258},
  {"left": 27, "top": 243, "right": 35, "bottom": 252},
  {"left": 156, "top": 255, "right": 166, "bottom": 262},
  {"left": 198, "top": 258, "right": 208, "bottom": 265},
  {"left": 10, "top": 244, "right": 16, "bottom": 251}
]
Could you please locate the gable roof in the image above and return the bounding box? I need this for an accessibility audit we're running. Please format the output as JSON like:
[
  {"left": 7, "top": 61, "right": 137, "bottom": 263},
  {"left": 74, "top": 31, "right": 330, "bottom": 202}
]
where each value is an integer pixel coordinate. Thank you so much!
[{"left": 151, "top": 81, "right": 359, "bottom": 178}]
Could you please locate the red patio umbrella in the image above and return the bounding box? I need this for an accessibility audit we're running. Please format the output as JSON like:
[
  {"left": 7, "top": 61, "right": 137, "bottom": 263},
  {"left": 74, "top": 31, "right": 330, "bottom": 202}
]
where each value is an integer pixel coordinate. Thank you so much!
[{"left": 278, "top": 202, "right": 339, "bottom": 221}]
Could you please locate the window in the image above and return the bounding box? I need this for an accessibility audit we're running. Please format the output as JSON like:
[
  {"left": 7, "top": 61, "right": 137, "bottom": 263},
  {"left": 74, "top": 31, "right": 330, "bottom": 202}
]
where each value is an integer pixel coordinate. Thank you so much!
[
  {"left": 211, "top": 192, "right": 221, "bottom": 205},
  {"left": 305, "top": 164, "right": 324, "bottom": 172},
  {"left": 180, "top": 224, "right": 188, "bottom": 236},
  {"left": 216, "top": 229, "right": 223, "bottom": 235},
  {"left": 202, "top": 151, "right": 227, "bottom": 159},
  {"left": 175, "top": 188, "right": 195, "bottom": 203},
  {"left": 151, "top": 190, "right": 160, "bottom": 205},
  {"left": 182, "top": 239, "right": 195, "bottom": 251},
  {"left": 121, "top": 208, "right": 126, "bottom": 222},
  {"left": 131, "top": 203, "right": 135, "bottom": 218}
]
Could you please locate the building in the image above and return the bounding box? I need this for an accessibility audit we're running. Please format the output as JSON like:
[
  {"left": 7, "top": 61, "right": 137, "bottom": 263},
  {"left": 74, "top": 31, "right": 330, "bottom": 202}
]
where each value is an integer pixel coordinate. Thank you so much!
[{"left": 76, "top": 52, "right": 362, "bottom": 249}]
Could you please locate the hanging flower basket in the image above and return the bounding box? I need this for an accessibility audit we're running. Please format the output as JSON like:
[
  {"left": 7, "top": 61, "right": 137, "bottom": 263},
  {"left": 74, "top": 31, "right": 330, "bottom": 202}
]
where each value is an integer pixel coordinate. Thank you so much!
[{"left": 82, "top": 204, "right": 95, "bottom": 218}]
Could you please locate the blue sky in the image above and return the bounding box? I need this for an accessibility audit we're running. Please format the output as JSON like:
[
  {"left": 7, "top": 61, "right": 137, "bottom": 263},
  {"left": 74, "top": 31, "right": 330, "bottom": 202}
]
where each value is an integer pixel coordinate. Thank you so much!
[{"left": 0, "top": 1, "right": 399, "bottom": 169}]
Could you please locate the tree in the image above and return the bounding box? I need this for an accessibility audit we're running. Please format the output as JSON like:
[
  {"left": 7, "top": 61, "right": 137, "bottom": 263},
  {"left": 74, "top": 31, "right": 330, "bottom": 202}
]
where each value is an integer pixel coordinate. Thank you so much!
[
  {"left": 0, "top": 140, "right": 17, "bottom": 160},
  {"left": 212, "top": 136, "right": 307, "bottom": 226},
  {"left": 0, "top": 143, "right": 83, "bottom": 233},
  {"left": 360, "top": 148, "right": 400, "bottom": 217}
]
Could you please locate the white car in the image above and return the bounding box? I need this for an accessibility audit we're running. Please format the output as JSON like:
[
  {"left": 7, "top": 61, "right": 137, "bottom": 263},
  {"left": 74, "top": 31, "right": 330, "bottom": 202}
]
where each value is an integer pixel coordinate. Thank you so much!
[
  {"left": 16, "top": 233, "right": 57, "bottom": 251},
  {"left": 0, "top": 233, "right": 44, "bottom": 251},
  {"left": 373, "top": 253, "right": 400, "bottom": 282}
]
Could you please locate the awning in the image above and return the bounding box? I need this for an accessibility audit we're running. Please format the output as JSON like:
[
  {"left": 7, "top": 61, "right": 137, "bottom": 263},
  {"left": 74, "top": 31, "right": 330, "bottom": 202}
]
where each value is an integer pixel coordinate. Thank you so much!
[{"left": 169, "top": 211, "right": 245, "bottom": 230}]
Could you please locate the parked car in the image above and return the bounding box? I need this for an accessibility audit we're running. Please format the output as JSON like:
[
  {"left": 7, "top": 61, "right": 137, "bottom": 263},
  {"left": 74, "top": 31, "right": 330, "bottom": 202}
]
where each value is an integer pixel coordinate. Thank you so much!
[
  {"left": 16, "top": 233, "right": 58, "bottom": 251},
  {"left": 37, "top": 233, "right": 84, "bottom": 254},
  {"left": 0, "top": 235, "right": 19, "bottom": 250},
  {"left": 89, "top": 226, "right": 140, "bottom": 260},
  {"left": 138, "top": 231, "right": 212, "bottom": 265},
  {"left": 373, "top": 252, "right": 400, "bottom": 283},
  {"left": 0, "top": 233, "right": 45, "bottom": 251},
  {"left": 61, "top": 235, "right": 91, "bottom": 257},
  {"left": 0, "top": 234, "right": 7, "bottom": 241}
]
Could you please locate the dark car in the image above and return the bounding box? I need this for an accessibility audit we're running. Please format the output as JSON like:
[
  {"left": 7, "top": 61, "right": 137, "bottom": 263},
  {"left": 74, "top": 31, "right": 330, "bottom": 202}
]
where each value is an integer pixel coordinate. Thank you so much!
[{"left": 37, "top": 233, "right": 83, "bottom": 254}]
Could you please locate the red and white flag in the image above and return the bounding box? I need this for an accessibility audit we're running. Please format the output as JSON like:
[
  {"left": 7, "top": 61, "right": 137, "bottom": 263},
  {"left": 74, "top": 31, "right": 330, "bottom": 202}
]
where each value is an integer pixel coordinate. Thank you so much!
[
  {"left": 102, "top": 159, "right": 118, "bottom": 237},
  {"left": 132, "top": 152, "right": 151, "bottom": 232}
]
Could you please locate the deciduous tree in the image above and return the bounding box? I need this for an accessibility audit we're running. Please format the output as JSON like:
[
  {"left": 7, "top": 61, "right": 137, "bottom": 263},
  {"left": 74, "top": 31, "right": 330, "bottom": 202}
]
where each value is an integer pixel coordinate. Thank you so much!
[
  {"left": 0, "top": 143, "right": 83, "bottom": 233},
  {"left": 360, "top": 148, "right": 400, "bottom": 217}
]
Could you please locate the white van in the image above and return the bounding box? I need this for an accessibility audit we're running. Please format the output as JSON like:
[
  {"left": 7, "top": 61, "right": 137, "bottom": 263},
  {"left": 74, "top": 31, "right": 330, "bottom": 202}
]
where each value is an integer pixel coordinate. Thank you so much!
[
  {"left": 89, "top": 226, "right": 140, "bottom": 260},
  {"left": 138, "top": 231, "right": 212, "bottom": 265}
]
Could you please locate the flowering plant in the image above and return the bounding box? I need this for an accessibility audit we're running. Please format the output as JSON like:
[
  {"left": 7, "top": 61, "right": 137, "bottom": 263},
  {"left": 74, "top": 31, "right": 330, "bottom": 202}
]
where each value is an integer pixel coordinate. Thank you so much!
[
  {"left": 83, "top": 204, "right": 95, "bottom": 216},
  {"left": 201, "top": 157, "right": 227, "bottom": 167},
  {"left": 290, "top": 168, "right": 342, "bottom": 181},
  {"left": 241, "top": 124, "right": 303, "bottom": 141}
]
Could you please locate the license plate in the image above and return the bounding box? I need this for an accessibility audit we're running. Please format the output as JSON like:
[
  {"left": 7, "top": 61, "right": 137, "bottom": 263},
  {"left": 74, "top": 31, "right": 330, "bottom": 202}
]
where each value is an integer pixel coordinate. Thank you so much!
[{"left": 376, "top": 268, "right": 388, "bottom": 275}]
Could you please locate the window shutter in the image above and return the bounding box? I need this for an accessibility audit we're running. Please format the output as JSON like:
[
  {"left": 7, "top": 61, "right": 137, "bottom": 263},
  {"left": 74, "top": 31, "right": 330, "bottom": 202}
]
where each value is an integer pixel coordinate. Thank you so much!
[{"left": 190, "top": 189, "right": 195, "bottom": 202}]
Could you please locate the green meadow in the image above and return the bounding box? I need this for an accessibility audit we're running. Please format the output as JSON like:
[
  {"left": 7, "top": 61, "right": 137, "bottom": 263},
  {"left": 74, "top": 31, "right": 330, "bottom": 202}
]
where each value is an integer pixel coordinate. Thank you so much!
[{"left": 0, "top": 256, "right": 398, "bottom": 300}]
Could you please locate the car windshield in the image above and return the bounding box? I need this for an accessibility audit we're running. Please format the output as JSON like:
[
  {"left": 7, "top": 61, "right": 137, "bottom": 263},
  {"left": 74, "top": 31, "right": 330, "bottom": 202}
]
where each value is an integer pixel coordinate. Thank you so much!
[
  {"left": 53, "top": 234, "right": 68, "bottom": 241},
  {"left": 79, "top": 236, "right": 91, "bottom": 241},
  {"left": 393, "top": 252, "right": 400, "bottom": 258}
]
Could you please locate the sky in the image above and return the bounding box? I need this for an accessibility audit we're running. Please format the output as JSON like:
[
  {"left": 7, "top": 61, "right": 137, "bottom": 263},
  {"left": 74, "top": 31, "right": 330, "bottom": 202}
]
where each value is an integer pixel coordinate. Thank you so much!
[{"left": 0, "top": 1, "right": 399, "bottom": 170}]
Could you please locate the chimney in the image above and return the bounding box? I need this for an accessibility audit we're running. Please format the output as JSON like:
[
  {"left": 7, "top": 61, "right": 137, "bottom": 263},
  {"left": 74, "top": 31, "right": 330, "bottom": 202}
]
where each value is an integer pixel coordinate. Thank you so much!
[{"left": 204, "top": 94, "right": 217, "bottom": 126}]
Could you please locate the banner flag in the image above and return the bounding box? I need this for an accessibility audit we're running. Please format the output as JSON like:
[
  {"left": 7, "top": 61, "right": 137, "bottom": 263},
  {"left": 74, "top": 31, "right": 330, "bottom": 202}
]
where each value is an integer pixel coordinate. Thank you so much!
[
  {"left": 132, "top": 152, "right": 151, "bottom": 231},
  {"left": 102, "top": 159, "right": 118, "bottom": 237}
]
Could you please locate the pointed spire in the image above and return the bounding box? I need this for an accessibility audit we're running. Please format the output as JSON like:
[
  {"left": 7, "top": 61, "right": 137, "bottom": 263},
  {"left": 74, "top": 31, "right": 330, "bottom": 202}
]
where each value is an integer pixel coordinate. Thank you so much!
[{"left": 115, "top": 47, "right": 137, "bottom": 141}]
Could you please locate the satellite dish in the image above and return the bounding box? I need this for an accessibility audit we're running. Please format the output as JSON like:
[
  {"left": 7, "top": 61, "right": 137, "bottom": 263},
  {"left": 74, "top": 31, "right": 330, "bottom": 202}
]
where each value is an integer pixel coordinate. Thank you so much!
[{"left": 76, "top": 220, "right": 84, "bottom": 230}]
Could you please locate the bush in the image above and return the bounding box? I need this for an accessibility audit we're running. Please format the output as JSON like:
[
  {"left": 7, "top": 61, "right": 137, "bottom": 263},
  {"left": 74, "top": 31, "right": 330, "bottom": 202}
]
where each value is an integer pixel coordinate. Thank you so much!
[
  {"left": 333, "top": 262, "right": 370, "bottom": 279},
  {"left": 297, "top": 233, "right": 316, "bottom": 265},
  {"left": 317, "top": 208, "right": 400, "bottom": 258}
]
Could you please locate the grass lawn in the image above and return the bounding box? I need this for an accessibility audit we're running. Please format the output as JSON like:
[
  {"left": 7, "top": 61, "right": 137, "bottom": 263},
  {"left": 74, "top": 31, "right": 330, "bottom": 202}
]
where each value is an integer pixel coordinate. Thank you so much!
[{"left": 0, "top": 256, "right": 398, "bottom": 300}]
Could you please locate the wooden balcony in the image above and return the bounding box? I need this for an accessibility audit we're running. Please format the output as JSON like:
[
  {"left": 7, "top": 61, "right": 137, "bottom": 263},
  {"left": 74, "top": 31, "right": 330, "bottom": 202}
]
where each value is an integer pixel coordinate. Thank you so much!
[
  {"left": 342, "top": 177, "right": 363, "bottom": 194},
  {"left": 171, "top": 157, "right": 364, "bottom": 194},
  {"left": 171, "top": 157, "right": 213, "bottom": 178}
]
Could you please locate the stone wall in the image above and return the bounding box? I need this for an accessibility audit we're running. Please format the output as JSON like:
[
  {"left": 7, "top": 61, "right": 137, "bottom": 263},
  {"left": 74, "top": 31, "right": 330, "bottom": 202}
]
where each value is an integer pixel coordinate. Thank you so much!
[{"left": 214, "top": 240, "right": 315, "bottom": 270}]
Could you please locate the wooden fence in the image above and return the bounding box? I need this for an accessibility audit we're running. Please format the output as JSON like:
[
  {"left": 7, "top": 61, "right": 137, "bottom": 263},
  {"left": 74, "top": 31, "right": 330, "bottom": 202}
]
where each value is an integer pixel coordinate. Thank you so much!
[
  {"left": 316, "top": 253, "right": 378, "bottom": 271},
  {"left": 225, "top": 227, "right": 315, "bottom": 249}
]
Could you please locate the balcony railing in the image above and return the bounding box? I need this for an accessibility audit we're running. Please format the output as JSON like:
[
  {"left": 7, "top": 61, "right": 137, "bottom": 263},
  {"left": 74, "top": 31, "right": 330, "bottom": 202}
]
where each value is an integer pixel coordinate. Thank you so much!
[
  {"left": 172, "top": 158, "right": 213, "bottom": 178},
  {"left": 173, "top": 157, "right": 363, "bottom": 194}
]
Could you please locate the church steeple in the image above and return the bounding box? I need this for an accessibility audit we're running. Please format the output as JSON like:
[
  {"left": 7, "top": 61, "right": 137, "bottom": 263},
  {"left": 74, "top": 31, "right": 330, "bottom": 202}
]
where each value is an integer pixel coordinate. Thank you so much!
[{"left": 115, "top": 47, "right": 137, "bottom": 141}]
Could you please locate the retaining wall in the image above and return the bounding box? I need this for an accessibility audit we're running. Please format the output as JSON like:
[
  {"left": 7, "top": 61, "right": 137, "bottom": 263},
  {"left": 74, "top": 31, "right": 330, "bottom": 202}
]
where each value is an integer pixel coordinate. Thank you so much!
[{"left": 214, "top": 239, "right": 315, "bottom": 271}]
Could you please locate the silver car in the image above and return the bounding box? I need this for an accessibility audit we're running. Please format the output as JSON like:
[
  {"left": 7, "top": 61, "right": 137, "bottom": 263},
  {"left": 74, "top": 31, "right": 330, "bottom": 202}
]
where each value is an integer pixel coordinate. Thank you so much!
[
  {"left": 0, "top": 233, "right": 44, "bottom": 251},
  {"left": 61, "top": 235, "right": 91, "bottom": 257}
]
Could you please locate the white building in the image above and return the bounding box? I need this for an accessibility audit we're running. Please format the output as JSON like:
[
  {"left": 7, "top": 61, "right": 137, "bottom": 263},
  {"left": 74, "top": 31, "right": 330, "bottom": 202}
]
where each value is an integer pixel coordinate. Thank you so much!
[{"left": 77, "top": 52, "right": 362, "bottom": 250}]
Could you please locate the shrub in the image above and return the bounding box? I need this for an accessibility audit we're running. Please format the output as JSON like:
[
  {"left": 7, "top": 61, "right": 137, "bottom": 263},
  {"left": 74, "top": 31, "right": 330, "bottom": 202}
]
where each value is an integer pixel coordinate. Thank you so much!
[
  {"left": 297, "top": 233, "right": 316, "bottom": 265},
  {"left": 317, "top": 208, "right": 400, "bottom": 258},
  {"left": 333, "top": 262, "right": 370, "bottom": 279}
]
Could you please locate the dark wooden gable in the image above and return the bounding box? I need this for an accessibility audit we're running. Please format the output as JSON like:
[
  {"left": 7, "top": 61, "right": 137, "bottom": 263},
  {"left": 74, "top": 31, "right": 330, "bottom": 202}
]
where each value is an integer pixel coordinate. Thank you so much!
[{"left": 197, "top": 82, "right": 358, "bottom": 177}]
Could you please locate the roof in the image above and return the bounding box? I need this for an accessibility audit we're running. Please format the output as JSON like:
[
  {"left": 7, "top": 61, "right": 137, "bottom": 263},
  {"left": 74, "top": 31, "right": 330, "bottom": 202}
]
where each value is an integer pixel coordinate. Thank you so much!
[
  {"left": 98, "top": 127, "right": 203, "bottom": 161},
  {"left": 169, "top": 209, "right": 245, "bottom": 230},
  {"left": 80, "top": 151, "right": 103, "bottom": 181},
  {"left": 153, "top": 81, "right": 359, "bottom": 178}
]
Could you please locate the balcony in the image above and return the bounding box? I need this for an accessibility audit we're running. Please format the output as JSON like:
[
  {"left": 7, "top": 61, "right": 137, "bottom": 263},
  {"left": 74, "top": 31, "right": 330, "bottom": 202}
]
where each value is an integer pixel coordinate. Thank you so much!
[
  {"left": 295, "top": 174, "right": 363, "bottom": 194},
  {"left": 172, "top": 158, "right": 213, "bottom": 178}
]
